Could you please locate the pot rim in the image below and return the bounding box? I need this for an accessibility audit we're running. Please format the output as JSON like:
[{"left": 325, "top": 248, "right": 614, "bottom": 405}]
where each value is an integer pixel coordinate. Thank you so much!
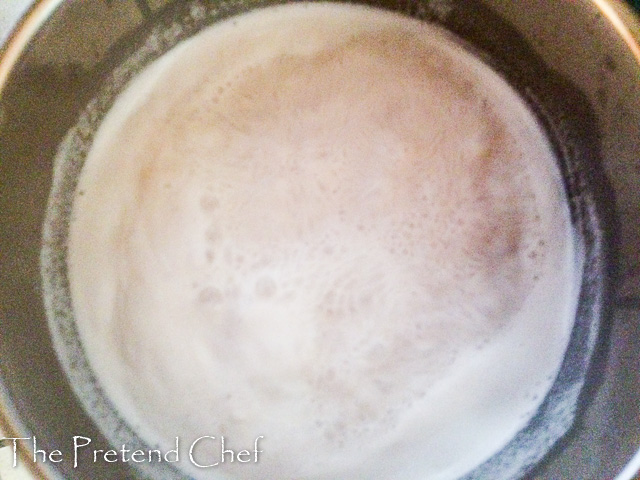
[{"left": 0, "top": 1, "right": 639, "bottom": 479}]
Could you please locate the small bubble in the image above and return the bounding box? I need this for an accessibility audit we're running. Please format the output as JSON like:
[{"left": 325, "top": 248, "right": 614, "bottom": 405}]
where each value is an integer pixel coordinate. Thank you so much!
[
  {"left": 200, "top": 195, "right": 219, "bottom": 211},
  {"left": 359, "top": 293, "right": 372, "bottom": 308},
  {"left": 282, "top": 290, "right": 296, "bottom": 301},
  {"left": 198, "top": 287, "right": 222, "bottom": 304},
  {"left": 255, "top": 276, "right": 277, "bottom": 298}
]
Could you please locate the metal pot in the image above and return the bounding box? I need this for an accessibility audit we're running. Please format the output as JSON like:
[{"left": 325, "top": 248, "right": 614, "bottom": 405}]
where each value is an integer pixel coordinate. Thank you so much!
[{"left": 0, "top": 1, "right": 639, "bottom": 479}]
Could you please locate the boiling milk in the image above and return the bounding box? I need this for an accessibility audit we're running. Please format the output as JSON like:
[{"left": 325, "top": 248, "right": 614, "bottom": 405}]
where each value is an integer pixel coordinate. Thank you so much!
[{"left": 66, "top": 3, "right": 579, "bottom": 479}]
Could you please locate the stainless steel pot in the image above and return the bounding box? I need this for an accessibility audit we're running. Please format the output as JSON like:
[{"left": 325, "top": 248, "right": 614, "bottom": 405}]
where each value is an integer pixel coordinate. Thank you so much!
[{"left": 1, "top": 1, "right": 639, "bottom": 479}]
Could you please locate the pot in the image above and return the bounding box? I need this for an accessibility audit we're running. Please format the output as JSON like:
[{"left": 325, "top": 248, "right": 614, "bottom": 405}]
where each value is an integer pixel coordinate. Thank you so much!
[{"left": 0, "top": 1, "right": 639, "bottom": 479}]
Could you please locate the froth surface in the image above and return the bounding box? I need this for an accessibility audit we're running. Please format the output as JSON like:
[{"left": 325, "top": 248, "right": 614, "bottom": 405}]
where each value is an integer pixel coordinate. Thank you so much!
[{"left": 65, "top": 3, "right": 577, "bottom": 479}]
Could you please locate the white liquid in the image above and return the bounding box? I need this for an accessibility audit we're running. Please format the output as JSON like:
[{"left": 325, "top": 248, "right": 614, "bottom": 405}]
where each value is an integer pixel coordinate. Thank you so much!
[{"left": 66, "top": 3, "right": 578, "bottom": 479}]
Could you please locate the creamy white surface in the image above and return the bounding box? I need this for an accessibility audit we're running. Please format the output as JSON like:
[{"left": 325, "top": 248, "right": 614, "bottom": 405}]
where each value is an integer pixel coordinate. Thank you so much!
[{"left": 67, "top": 3, "right": 578, "bottom": 479}]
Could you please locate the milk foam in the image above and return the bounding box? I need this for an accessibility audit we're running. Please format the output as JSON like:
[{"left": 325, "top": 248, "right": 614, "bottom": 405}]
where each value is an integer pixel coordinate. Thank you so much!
[{"left": 65, "top": 3, "right": 578, "bottom": 479}]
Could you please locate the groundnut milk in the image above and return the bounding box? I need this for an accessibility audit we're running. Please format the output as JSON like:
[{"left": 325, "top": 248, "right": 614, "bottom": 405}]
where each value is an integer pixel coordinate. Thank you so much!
[{"left": 64, "top": 3, "right": 579, "bottom": 479}]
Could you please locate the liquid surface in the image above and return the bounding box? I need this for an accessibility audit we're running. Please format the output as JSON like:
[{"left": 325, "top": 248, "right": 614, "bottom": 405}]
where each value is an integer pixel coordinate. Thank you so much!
[{"left": 66, "top": 3, "right": 578, "bottom": 479}]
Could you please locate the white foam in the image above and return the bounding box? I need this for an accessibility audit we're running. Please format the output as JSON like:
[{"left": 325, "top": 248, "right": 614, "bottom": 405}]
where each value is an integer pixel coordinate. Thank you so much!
[{"left": 66, "top": 3, "right": 578, "bottom": 479}]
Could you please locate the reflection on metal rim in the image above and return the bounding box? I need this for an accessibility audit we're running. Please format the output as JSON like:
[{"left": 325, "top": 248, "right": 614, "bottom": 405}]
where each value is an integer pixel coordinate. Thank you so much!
[
  {"left": 592, "top": 0, "right": 640, "bottom": 63},
  {"left": 617, "top": 451, "right": 640, "bottom": 480},
  {"left": 0, "top": 0, "right": 63, "bottom": 99}
]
